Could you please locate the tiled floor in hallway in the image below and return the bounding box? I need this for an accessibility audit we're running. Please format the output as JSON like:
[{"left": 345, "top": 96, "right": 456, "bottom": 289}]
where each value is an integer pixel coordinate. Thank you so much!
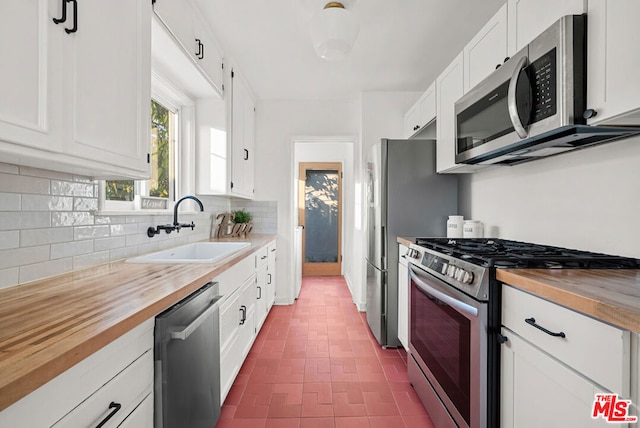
[{"left": 215, "top": 276, "right": 434, "bottom": 428}]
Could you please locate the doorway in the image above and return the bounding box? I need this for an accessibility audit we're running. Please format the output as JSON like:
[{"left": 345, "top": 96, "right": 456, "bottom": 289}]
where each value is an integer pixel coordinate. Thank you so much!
[{"left": 298, "top": 162, "right": 342, "bottom": 276}]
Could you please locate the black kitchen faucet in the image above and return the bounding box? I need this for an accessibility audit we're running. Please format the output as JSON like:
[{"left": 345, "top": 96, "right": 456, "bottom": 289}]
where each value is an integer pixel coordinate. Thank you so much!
[{"left": 147, "top": 195, "right": 204, "bottom": 237}]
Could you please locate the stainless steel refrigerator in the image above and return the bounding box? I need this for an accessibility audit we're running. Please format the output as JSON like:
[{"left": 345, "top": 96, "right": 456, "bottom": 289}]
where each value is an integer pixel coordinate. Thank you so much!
[{"left": 365, "top": 139, "right": 457, "bottom": 347}]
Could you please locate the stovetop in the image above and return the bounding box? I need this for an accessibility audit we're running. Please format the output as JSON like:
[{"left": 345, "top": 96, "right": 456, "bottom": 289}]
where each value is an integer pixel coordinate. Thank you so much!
[{"left": 414, "top": 238, "right": 640, "bottom": 269}]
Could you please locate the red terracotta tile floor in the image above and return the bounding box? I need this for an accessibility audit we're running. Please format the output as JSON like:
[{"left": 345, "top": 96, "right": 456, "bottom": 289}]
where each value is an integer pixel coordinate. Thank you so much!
[{"left": 215, "top": 276, "right": 435, "bottom": 428}]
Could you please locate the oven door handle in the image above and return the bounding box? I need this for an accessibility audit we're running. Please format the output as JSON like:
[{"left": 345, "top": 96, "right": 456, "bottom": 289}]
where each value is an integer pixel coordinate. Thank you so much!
[{"left": 409, "top": 266, "right": 478, "bottom": 318}]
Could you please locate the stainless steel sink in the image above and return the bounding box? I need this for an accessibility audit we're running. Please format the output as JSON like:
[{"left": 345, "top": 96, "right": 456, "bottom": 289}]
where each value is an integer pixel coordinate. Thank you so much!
[{"left": 126, "top": 242, "right": 250, "bottom": 264}]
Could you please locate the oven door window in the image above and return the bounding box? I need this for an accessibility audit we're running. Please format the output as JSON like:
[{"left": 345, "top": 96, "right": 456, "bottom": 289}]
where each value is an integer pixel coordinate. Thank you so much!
[{"left": 411, "top": 278, "right": 471, "bottom": 425}]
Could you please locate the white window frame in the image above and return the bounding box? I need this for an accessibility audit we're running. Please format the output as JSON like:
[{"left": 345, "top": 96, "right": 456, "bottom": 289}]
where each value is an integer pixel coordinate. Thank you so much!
[{"left": 99, "top": 72, "right": 196, "bottom": 214}]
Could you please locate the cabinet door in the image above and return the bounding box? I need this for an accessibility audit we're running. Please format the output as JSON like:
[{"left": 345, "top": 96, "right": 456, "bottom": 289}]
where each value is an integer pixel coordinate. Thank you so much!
[
  {"left": 231, "top": 70, "right": 255, "bottom": 199},
  {"left": 397, "top": 246, "right": 409, "bottom": 350},
  {"left": 501, "top": 330, "right": 613, "bottom": 428},
  {"left": 117, "top": 393, "right": 153, "bottom": 428},
  {"left": 417, "top": 83, "right": 436, "bottom": 128},
  {"left": 255, "top": 266, "right": 268, "bottom": 331},
  {"left": 0, "top": 0, "right": 64, "bottom": 153},
  {"left": 267, "top": 244, "right": 277, "bottom": 309},
  {"left": 63, "top": 0, "right": 150, "bottom": 177},
  {"left": 464, "top": 3, "right": 509, "bottom": 92},
  {"left": 403, "top": 103, "right": 420, "bottom": 139},
  {"left": 507, "top": 0, "right": 586, "bottom": 52},
  {"left": 192, "top": 11, "right": 224, "bottom": 95},
  {"left": 436, "top": 52, "right": 464, "bottom": 173},
  {"left": 587, "top": 0, "right": 640, "bottom": 126}
]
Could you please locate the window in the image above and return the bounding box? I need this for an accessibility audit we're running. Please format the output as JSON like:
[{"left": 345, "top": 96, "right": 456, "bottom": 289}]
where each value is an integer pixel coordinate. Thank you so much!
[{"left": 102, "top": 74, "right": 194, "bottom": 212}]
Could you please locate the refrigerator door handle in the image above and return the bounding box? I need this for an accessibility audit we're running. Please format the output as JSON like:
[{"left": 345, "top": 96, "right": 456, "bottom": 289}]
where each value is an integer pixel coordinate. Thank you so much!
[{"left": 381, "top": 225, "right": 386, "bottom": 270}]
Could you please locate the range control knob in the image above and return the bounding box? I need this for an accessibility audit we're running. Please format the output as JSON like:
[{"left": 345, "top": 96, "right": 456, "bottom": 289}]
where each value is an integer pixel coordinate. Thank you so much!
[
  {"left": 461, "top": 271, "right": 475, "bottom": 284},
  {"left": 447, "top": 265, "right": 456, "bottom": 278},
  {"left": 454, "top": 268, "right": 465, "bottom": 282},
  {"left": 441, "top": 263, "right": 449, "bottom": 275}
]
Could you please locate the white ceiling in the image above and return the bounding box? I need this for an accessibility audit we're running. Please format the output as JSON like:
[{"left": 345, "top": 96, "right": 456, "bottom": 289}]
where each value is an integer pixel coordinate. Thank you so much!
[{"left": 194, "top": 0, "right": 507, "bottom": 101}]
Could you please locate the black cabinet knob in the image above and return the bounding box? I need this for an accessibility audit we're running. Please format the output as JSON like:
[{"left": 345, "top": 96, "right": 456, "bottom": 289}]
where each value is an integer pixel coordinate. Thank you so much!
[{"left": 583, "top": 109, "right": 598, "bottom": 120}]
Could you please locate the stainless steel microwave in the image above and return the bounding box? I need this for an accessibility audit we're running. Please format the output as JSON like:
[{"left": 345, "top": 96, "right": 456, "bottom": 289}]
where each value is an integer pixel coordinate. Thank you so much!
[{"left": 455, "top": 14, "right": 640, "bottom": 166}]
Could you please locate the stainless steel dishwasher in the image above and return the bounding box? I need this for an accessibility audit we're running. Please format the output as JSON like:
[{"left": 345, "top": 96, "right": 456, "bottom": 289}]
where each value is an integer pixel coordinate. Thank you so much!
[{"left": 154, "top": 281, "right": 223, "bottom": 428}]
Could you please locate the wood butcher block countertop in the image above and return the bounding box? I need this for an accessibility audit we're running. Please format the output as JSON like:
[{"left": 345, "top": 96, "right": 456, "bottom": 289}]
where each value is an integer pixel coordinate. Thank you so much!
[
  {"left": 0, "top": 234, "right": 275, "bottom": 412},
  {"left": 497, "top": 269, "right": 640, "bottom": 334}
]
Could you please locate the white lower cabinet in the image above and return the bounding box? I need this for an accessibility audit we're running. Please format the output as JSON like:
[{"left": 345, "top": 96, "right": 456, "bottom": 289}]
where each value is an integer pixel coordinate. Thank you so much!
[
  {"left": 0, "top": 319, "right": 154, "bottom": 428},
  {"left": 501, "top": 330, "right": 611, "bottom": 428},
  {"left": 218, "top": 241, "right": 276, "bottom": 402},
  {"left": 117, "top": 393, "right": 153, "bottom": 428},
  {"left": 501, "top": 285, "right": 632, "bottom": 428},
  {"left": 397, "top": 244, "right": 409, "bottom": 350},
  {"left": 266, "top": 242, "right": 277, "bottom": 309}
]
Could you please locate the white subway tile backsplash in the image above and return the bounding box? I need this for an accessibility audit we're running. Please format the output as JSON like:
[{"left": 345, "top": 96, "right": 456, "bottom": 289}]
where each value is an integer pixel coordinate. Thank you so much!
[
  {"left": 0, "top": 245, "right": 50, "bottom": 270},
  {"left": 73, "top": 197, "right": 98, "bottom": 212},
  {"left": 0, "top": 193, "right": 20, "bottom": 211},
  {"left": 0, "top": 212, "right": 51, "bottom": 231},
  {"left": 74, "top": 225, "right": 110, "bottom": 241},
  {"left": 21, "top": 195, "right": 73, "bottom": 211},
  {"left": 95, "top": 236, "right": 126, "bottom": 251},
  {"left": 0, "top": 231, "right": 19, "bottom": 250},
  {"left": 51, "top": 180, "right": 94, "bottom": 197},
  {"left": 21, "top": 227, "right": 74, "bottom": 247},
  {"left": 50, "top": 240, "right": 93, "bottom": 259},
  {"left": 73, "top": 251, "right": 110, "bottom": 270},
  {"left": 51, "top": 212, "right": 94, "bottom": 227},
  {"left": 0, "top": 163, "right": 19, "bottom": 174},
  {"left": 0, "top": 173, "right": 50, "bottom": 195},
  {"left": 19, "top": 259, "right": 73, "bottom": 284},
  {"left": 0, "top": 164, "right": 242, "bottom": 285},
  {"left": 0, "top": 267, "right": 19, "bottom": 289},
  {"left": 109, "top": 246, "right": 139, "bottom": 262}
]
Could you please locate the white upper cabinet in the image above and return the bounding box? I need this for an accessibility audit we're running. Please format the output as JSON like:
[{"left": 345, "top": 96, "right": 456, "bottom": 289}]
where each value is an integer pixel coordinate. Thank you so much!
[
  {"left": 64, "top": 0, "right": 151, "bottom": 177},
  {"left": 153, "top": 0, "right": 224, "bottom": 97},
  {"left": 0, "top": 0, "right": 64, "bottom": 153},
  {"left": 197, "top": 65, "right": 255, "bottom": 199},
  {"left": 0, "top": 0, "right": 150, "bottom": 179},
  {"left": 230, "top": 69, "right": 256, "bottom": 199},
  {"left": 403, "top": 83, "right": 436, "bottom": 139},
  {"left": 436, "top": 53, "right": 476, "bottom": 174},
  {"left": 463, "top": 3, "right": 510, "bottom": 92},
  {"left": 507, "top": 0, "right": 586, "bottom": 52},
  {"left": 586, "top": 0, "right": 640, "bottom": 126}
]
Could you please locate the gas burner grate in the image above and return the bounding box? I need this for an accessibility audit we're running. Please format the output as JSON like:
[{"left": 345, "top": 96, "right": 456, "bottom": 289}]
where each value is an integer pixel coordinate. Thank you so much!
[{"left": 414, "top": 238, "right": 640, "bottom": 269}]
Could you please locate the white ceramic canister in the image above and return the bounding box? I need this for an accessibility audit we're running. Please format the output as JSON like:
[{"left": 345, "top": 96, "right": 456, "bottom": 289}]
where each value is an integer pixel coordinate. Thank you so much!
[
  {"left": 463, "top": 220, "right": 484, "bottom": 238},
  {"left": 446, "top": 215, "right": 464, "bottom": 238}
]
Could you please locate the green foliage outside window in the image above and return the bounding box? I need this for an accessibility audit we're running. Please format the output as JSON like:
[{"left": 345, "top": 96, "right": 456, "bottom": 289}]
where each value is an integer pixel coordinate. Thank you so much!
[{"left": 106, "top": 100, "right": 173, "bottom": 201}]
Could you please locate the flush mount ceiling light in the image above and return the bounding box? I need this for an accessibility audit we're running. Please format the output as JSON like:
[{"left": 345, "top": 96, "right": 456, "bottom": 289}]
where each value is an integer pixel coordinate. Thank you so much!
[{"left": 309, "top": 1, "right": 359, "bottom": 61}]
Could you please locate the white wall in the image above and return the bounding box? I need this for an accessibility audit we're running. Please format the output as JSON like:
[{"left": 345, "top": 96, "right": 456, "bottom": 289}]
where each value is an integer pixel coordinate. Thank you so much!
[
  {"left": 458, "top": 135, "right": 640, "bottom": 258},
  {"left": 253, "top": 99, "right": 360, "bottom": 304}
]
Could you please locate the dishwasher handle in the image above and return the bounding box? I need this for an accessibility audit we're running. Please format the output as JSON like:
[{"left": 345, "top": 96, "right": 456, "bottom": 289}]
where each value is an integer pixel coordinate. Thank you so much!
[{"left": 170, "top": 295, "right": 223, "bottom": 341}]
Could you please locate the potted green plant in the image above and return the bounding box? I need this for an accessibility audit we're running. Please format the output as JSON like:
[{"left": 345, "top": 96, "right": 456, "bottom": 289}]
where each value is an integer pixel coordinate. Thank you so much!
[{"left": 231, "top": 209, "right": 253, "bottom": 237}]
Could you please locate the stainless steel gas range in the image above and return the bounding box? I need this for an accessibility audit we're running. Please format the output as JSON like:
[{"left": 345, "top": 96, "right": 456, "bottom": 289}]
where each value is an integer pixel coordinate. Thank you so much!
[{"left": 404, "top": 238, "right": 640, "bottom": 428}]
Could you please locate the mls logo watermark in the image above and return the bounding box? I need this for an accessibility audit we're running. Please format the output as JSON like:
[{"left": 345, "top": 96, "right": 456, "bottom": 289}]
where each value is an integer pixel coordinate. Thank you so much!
[{"left": 592, "top": 394, "right": 638, "bottom": 423}]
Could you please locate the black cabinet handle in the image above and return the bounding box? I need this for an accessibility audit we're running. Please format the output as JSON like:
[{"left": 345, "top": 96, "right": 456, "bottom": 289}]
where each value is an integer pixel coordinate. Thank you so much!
[
  {"left": 525, "top": 317, "right": 566, "bottom": 338},
  {"left": 497, "top": 333, "right": 508, "bottom": 344},
  {"left": 195, "top": 38, "right": 203, "bottom": 59},
  {"left": 96, "top": 402, "right": 121, "bottom": 428},
  {"left": 244, "top": 149, "right": 249, "bottom": 160},
  {"left": 65, "top": 0, "right": 77, "bottom": 34},
  {"left": 267, "top": 273, "right": 272, "bottom": 284},
  {"left": 239, "top": 305, "right": 247, "bottom": 325},
  {"left": 53, "top": 0, "right": 68, "bottom": 25},
  {"left": 200, "top": 41, "right": 205, "bottom": 59},
  {"left": 495, "top": 63, "right": 502, "bottom": 69},
  {"left": 257, "top": 286, "right": 262, "bottom": 300}
]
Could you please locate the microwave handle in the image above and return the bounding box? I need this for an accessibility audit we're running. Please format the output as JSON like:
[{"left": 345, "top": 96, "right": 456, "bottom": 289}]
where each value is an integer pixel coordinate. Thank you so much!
[{"left": 507, "top": 55, "right": 529, "bottom": 139}]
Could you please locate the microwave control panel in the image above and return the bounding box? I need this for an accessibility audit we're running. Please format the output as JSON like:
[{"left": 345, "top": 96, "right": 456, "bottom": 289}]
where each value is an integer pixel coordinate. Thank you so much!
[{"left": 529, "top": 48, "right": 557, "bottom": 124}]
